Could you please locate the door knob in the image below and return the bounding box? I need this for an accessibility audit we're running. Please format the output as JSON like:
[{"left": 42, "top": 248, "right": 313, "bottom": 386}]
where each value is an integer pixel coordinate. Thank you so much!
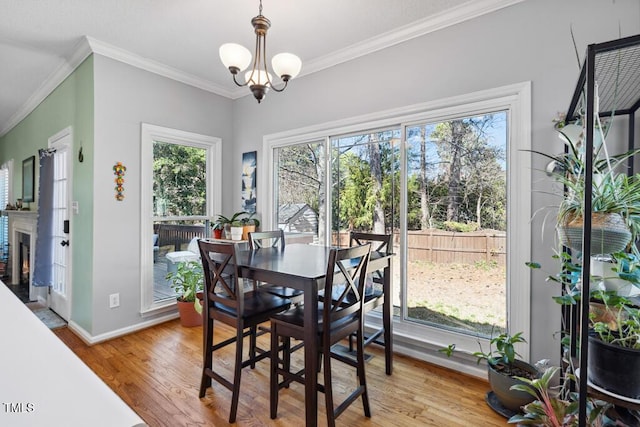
[{"left": 60, "top": 240, "right": 69, "bottom": 247}]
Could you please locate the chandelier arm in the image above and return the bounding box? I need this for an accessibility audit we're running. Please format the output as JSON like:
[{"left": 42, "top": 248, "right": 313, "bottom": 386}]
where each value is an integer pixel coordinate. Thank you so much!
[
  {"left": 231, "top": 73, "right": 248, "bottom": 88},
  {"left": 261, "top": 33, "right": 275, "bottom": 87},
  {"left": 269, "top": 80, "right": 288, "bottom": 92}
]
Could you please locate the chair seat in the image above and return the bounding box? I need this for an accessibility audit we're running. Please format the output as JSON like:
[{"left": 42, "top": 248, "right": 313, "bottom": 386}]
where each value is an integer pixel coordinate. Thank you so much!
[
  {"left": 259, "top": 284, "right": 304, "bottom": 299},
  {"left": 271, "top": 303, "right": 357, "bottom": 334},
  {"left": 212, "top": 290, "right": 291, "bottom": 321}
]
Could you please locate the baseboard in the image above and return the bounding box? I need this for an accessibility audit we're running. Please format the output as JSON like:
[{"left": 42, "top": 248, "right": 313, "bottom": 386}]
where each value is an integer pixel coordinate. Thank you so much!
[{"left": 68, "top": 311, "right": 180, "bottom": 345}]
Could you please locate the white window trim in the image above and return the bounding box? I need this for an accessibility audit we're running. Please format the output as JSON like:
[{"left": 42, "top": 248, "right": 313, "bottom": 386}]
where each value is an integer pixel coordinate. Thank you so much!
[
  {"left": 263, "top": 82, "right": 532, "bottom": 373},
  {"left": 140, "top": 123, "right": 222, "bottom": 315}
]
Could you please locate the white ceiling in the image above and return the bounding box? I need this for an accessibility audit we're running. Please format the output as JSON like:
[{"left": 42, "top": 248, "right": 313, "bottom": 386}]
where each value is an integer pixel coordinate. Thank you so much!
[{"left": 0, "top": 0, "right": 522, "bottom": 136}]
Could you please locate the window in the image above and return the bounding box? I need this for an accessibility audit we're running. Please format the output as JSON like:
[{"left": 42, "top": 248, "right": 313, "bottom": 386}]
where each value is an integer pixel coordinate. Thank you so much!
[
  {"left": 140, "top": 124, "right": 221, "bottom": 314},
  {"left": 265, "top": 83, "right": 531, "bottom": 361}
]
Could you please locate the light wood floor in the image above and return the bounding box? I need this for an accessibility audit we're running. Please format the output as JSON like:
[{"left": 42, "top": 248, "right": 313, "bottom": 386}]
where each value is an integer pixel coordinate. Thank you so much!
[{"left": 55, "top": 320, "right": 508, "bottom": 426}]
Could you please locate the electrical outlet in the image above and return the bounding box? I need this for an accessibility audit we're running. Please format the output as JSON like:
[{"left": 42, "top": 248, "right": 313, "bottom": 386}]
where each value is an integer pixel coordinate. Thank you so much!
[{"left": 109, "top": 293, "right": 120, "bottom": 308}]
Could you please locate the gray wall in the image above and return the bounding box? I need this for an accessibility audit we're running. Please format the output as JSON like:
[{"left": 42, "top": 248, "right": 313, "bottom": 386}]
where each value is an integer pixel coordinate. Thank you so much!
[
  {"left": 228, "top": 0, "right": 640, "bottom": 365},
  {"left": 91, "top": 55, "right": 232, "bottom": 335}
]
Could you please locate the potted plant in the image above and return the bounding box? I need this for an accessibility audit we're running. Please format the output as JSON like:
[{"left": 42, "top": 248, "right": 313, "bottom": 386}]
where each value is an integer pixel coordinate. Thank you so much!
[
  {"left": 166, "top": 260, "right": 204, "bottom": 327},
  {"left": 508, "top": 366, "right": 613, "bottom": 426},
  {"left": 215, "top": 212, "right": 246, "bottom": 239},
  {"left": 533, "top": 121, "right": 640, "bottom": 255},
  {"left": 211, "top": 219, "right": 225, "bottom": 239},
  {"left": 588, "top": 290, "right": 640, "bottom": 400},
  {"left": 441, "top": 332, "right": 539, "bottom": 414},
  {"left": 240, "top": 212, "right": 260, "bottom": 240},
  {"left": 230, "top": 220, "right": 244, "bottom": 241}
]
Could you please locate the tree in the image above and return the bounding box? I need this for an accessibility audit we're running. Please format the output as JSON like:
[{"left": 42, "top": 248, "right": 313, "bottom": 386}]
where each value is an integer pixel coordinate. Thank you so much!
[{"left": 153, "top": 141, "right": 206, "bottom": 217}]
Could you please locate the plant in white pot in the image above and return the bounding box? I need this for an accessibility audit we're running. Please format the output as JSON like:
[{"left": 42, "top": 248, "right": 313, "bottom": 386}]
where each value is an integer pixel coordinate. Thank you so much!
[{"left": 166, "top": 260, "right": 204, "bottom": 327}]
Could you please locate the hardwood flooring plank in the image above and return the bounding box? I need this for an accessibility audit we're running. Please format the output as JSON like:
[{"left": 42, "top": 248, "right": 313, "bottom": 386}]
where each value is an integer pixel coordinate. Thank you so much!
[{"left": 55, "top": 320, "right": 507, "bottom": 426}]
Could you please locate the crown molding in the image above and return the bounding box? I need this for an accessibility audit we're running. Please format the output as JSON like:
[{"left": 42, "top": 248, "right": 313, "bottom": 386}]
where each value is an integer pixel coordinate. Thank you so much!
[
  {"left": 228, "top": 0, "right": 525, "bottom": 99},
  {"left": 85, "top": 36, "right": 235, "bottom": 99},
  {"left": 0, "top": 37, "right": 93, "bottom": 137}
]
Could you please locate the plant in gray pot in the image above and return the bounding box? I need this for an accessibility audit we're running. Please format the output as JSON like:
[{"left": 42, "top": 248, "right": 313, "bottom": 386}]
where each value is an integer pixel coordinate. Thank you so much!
[
  {"left": 442, "top": 332, "right": 539, "bottom": 415},
  {"left": 588, "top": 290, "right": 640, "bottom": 400}
]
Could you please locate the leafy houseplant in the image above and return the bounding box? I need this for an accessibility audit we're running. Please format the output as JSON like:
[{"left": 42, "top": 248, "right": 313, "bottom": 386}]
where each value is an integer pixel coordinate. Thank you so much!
[
  {"left": 166, "top": 260, "right": 204, "bottom": 327},
  {"left": 215, "top": 212, "right": 247, "bottom": 239},
  {"left": 508, "top": 366, "right": 613, "bottom": 426},
  {"left": 588, "top": 290, "right": 640, "bottom": 399},
  {"left": 533, "top": 122, "right": 640, "bottom": 255},
  {"left": 441, "top": 332, "right": 539, "bottom": 413}
]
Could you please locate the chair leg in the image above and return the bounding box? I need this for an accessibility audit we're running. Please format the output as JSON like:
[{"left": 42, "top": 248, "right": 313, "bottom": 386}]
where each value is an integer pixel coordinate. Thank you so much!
[
  {"left": 356, "top": 329, "right": 371, "bottom": 418},
  {"left": 199, "top": 317, "right": 213, "bottom": 398},
  {"left": 249, "top": 325, "right": 257, "bottom": 369},
  {"left": 270, "top": 321, "right": 279, "bottom": 419},
  {"left": 229, "top": 325, "right": 244, "bottom": 423},
  {"left": 323, "top": 344, "right": 336, "bottom": 427}
]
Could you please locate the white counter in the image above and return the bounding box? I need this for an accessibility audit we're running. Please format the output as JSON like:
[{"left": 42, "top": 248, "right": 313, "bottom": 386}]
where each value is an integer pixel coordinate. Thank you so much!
[{"left": 0, "top": 282, "right": 146, "bottom": 427}]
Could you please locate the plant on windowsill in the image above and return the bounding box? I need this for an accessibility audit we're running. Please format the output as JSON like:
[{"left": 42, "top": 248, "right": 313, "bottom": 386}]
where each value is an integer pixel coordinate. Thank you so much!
[
  {"left": 211, "top": 220, "right": 225, "bottom": 239},
  {"left": 215, "top": 211, "right": 247, "bottom": 239},
  {"left": 441, "top": 331, "right": 540, "bottom": 414},
  {"left": 240, "top": 212, "right": 260, "bottom": 240},
  {"left": 166, "top": 260, "right": 204, "bottom": 327}
]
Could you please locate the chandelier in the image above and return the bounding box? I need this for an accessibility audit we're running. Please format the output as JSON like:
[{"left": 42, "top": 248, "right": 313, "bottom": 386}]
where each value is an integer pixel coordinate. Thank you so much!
[{"left": 219, "top": 0, "right": 302, "bottom": 103}]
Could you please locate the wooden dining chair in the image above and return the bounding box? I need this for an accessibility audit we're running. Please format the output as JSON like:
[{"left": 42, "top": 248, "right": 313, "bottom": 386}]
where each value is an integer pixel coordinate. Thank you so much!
[
  {"left": 197, "top": 240, "right": 292, "bottom": 424},
  {"left": 248, "top": 230, "right": 304, "bottom": 304},
  {"left": 348, "top": 232, "right": 392, "bottom": 367},
  {"left": 269, "top": 243, "right": 372, "bottom": 427}
]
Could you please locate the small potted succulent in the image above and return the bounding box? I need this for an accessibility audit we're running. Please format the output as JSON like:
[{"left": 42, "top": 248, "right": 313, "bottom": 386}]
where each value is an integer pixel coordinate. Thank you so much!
[{"left": 166, "top": 260, "right": 204, "bottom": 327}]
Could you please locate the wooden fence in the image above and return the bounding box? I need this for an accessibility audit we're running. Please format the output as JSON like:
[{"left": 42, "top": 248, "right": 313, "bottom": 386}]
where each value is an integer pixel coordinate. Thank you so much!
[
  {"left": 333, "top": 229, "right": 506, "bottom": 266},
  {"left": 407, "top": 229, "right": 505, "bottom": 265}
]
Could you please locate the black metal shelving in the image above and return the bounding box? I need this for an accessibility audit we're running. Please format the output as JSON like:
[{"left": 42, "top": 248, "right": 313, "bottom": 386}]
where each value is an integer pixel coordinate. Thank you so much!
[{"left": 564, "top": 33, "right": 640, "bottom": 427}]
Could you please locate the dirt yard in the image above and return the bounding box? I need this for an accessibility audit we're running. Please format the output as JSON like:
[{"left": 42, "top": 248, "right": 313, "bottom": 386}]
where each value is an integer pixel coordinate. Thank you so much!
[{"left": 391, "top": 258, "right": 507, "bottom": 336}]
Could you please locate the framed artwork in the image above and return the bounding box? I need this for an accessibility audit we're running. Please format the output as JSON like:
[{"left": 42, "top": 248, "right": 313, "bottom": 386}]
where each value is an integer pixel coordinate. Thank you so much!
[
  {"left": 242, "top": 151, "right": 257, "bottom": 213},
  {"left": 22, "top": 156, "right": 35, "bottom": 203}
]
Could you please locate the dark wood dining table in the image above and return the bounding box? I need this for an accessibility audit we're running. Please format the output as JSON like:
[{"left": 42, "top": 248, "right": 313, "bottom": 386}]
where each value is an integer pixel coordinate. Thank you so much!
[{"left": 234, "top": 243, "right": 393, "bottom": 427}]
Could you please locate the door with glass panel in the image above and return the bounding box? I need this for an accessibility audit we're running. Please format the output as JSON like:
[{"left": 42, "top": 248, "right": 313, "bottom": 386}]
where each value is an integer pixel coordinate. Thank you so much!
[
  {"left": 49, "top": 136, "right": 71, "bottom": 320},
  {"left": 404, "top": 112, "right": 508, "bottom": 337},
  {"left": 330, "top": 129, "right": 401, "bottom": 316}
]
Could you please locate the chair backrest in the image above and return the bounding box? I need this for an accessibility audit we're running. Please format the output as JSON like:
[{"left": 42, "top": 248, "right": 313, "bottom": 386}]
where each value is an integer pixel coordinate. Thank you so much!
[
  {"left": 349, "top": 231, "right": 392, "bottom": 255},
  {"left": 350, "top": 232, "right": 391, "bottom": 286},
  {"left": 198, "top": 240, "right": 244, "bottom": 317},
  {"left": 187, "top": 237, "right": 200, "bottom": 254},
  {"left": 248, "top": 230, "right": 285, "bottom": 250},
  {"left": 323, "top": 244, "right": 371, "bottom": 332}
]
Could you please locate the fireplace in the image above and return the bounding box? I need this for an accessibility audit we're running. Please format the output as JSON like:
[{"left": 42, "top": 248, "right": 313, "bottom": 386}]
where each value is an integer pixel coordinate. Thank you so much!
[
  {"left": 7, "top": 211, "right": 37, "bottom": 291},
  {"left": 18, "top": 232, "right": 31, "bottom": 285}
]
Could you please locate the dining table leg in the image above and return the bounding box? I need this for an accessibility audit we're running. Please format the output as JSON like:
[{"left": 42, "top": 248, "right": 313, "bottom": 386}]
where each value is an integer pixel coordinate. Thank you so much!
[
  {"left": 303, "top": 278, "right": 320, "bottom": 427},
  {"left": 383, "top": 262, "right": 393, "bottom": 375}
]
